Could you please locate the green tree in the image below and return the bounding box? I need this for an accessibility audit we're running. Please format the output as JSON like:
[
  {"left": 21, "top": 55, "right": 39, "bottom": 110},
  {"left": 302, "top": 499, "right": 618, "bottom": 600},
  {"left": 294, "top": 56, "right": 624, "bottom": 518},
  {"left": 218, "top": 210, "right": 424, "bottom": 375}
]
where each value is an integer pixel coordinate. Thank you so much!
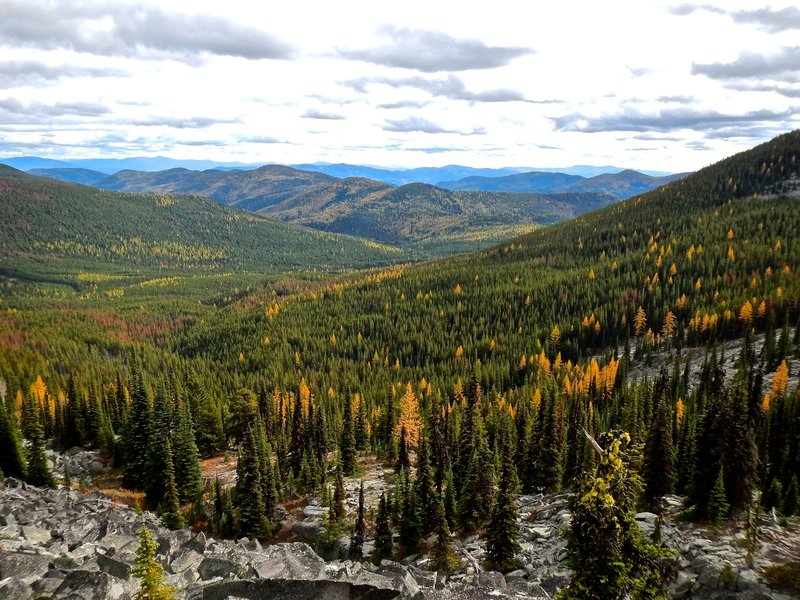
[
  {"left": 159, "top": 439, "right": 184, "bottom": 530},
  {"left": 642, "top": 384, "right": 675, "bottom": 508},
  {"left": 24, "top": 396, "right": 55, "bottom": 487},
  {"left": 122, "top": 366, "right": 150, "bottom": 490},
  {"left": 132, "top": 526, "right": 176, "bottom": 600},
  {"left": 373, "top": 492, "right": 393, "bottom": 563},
  {"left": 783, "top": 475, "right": 799, "bottom": 516},
  {"left": 558, "top": 430, "right": 673, "bottom": 600},
  {"left": 350, "top": 480, "right": 366, "bottom": 559},
  {"left": 486, "top": 443, "right": 521, "bottom": 572},
  {"left": 341, "top": 392, "right": 357, "bottom": 476},
  {"left": 235, "top": 426, "right": 266, "bottom": 539},
  {"left": 708, "top": 469, "right": 730, "bottom": 526},
  {"left": 173, "top": 401, "right": 202, "bottom": 504},
  {"left": 459, "top": 411, "right": 495, "bottom": 532},
  {"left": 0, "top": 402, "right": 26, "bottom": 479}
]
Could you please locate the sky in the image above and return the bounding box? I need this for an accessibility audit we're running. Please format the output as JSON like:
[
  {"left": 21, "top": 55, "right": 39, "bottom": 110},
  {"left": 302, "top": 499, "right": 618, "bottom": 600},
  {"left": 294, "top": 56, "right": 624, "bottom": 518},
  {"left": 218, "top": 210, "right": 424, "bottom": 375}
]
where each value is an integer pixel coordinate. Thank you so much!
[{"left": 0, "top": 0, "right": 798, "bottom": 173}]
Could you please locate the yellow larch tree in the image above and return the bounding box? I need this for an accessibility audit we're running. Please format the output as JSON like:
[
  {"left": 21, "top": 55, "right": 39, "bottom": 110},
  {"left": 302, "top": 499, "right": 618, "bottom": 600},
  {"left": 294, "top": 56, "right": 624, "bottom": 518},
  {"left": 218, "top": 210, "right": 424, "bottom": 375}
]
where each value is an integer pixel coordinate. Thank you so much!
[
  {"left": 634, "top": 306, "right": 647, "bottom": 336},
  {"left": 395, "top": 383, "right": 422, "bottom": 448}
]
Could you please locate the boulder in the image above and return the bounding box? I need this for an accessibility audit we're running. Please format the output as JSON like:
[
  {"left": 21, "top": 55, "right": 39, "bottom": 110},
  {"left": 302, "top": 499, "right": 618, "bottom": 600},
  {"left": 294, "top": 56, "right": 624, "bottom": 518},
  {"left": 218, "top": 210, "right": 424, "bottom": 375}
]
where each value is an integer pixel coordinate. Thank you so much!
[
  {"left": 201, "top": 578, "right": 401, "bottom": 600},
  {"left": 197, "top": 553, "right": 255, "bottom": 581},
  {"left": 0, "top": 550, "right": 53, "bottom": 582},
  {"left": 253, "top": 543, "right": 326, "bottom": 580},
  {"left": 0, "top": 578, "right": 33, "bottom": 600},
  {"left": 96, "top": 552, "right": 132, "bottom": 580},
  {"left": 52, "top": 570, "right": 126, "bottom": 600},
  {"left": 291, "top": 519, "right": 322, "bottom": 541}
]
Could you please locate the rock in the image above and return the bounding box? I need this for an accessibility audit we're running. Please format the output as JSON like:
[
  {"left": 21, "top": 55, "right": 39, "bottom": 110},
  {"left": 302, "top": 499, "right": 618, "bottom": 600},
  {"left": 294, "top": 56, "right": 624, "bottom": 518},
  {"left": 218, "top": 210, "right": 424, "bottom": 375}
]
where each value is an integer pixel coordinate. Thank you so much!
[
  {"left": 96, "top": 552, "right": 132, "bottom": 580},
  {"left": 197, "top": 553, "right": 254, "bottom": 581},
  {"left": 21, "top": 525, "right": 52, "bottom": 544},
  {"left": 375, "top": 560, "right": 420, "bottom": 597},
  {"left": 669, "top": 570, "right": 695, "bottom": 599},
  {"left": 407, "top": 564, "right": 437, "bottom": 588},
  {"left": 0, "top": 550, "right": 53, "bottom": 582},
  {"left": 201, "top": 578, "right": 401, "bottom": 600},
  {"left": 52, "top": 570, "right": 125, "bottom": 600},
  {"left": 0, "top": 578, "right": 33, "bottom": 600},
  {"left": 170, "top": 548, "right": 204, "bottom": 574},
  {"left": 32, "top": 576, "right": 65, "bottom": 597},
  {"left": 291, "top": 519, "right": 322, "bottom": 541},
  {"left": 253, "top": 543, "right": 326, "bottom": 580},
  {"left": 474, "top": 570, "right": 507, "bottom": 590},
  {"left": 504, "top": 569, "right": 527, "bottom": 583}
]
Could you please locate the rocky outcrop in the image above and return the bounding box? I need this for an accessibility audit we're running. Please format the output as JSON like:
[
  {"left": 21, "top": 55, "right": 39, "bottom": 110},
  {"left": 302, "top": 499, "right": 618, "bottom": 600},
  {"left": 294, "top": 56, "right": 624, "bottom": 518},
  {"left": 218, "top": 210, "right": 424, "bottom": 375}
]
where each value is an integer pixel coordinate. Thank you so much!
[{"left": 0, "top": 477, "right": 796, "bottom": 599}]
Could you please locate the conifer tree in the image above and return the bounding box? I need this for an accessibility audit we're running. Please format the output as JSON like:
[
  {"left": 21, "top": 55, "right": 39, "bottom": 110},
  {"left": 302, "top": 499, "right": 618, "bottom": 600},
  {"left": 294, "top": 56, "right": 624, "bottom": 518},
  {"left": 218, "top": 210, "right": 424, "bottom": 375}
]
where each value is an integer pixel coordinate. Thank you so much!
[
  {"left": 355, "top": 396, "right": 369, "bottom": 452},
  {"left": 559, "top": 430, "right": 673, "bottom": 600},
  {"left": 350, "top": 480, "right": 366, "bottom": 559},
  {"left": 399, "top": 475, "right": 422, "bottom": 557},
  {"left": 642, "top": 385, "right": 675, "bottom": 508},
  {"left": 145, "top": 384, "right": 173, "bottom": 507},
  {"left": 708, "top": 469, "right": 730, "bottom": 526},
  {"left": 341, "top": 392, "right": 357, "bottom": 476},
  {"left": 123, "top": 366, "right": 150, "bottom": 490},
  {"left": 159, "top": 439, "right": 184, "bottom": 530},
  {"left": 783, "top": 475, "right": 799, "bottom": 516},
  {"left": 443, "top": 465, "right": 458, "bottom": 529},
  {"left": 188, "top": 375, "right": 224, "bottom": 457},
  {"left": 235, "top": 427, "right": 266, "bottom": 539},
  {"left": 332, "top": 461, "right": 346, "bottom": 523},
  {"left": 213, "top": 477, "right": 235, "bottom": 538},
  {"left": 173, "top": 401, "right": 202, "bottom": 505},
  {"left": 459, "top": 410, "right": 495, "bottom": 532},
  {"left": 429, "top": 495, "right": 459, "bottom": 575},
  {"left": 24, "top": 395, "right": 55, "bottom": 487},
  {"left": 132, "top": 526, "right": 175, "bottom": 600},
  {"left": 396, "top": 425, "right": 410, "bottom": 472},
  {"left": 0, "top": 402, "right": 26, "bottom": 479},
  {"left": 415, "top": 436, "right": 438, "bottom": 533},
  {"left": 763, "top": 479, "right": 783, "bottom": 511},
  {"left": 486, "top": 442, "right": 521, "bottom": 572},
  {"left": 373, "top": 492, "right": 393, "bottom": 563}
]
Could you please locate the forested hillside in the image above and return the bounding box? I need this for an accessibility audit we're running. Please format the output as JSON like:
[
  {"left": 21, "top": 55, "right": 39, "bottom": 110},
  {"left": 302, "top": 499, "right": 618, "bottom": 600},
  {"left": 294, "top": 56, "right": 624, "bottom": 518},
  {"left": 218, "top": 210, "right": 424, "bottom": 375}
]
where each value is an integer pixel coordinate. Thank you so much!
[
  {"left": 0, "top": 166, "right": 404, "bottom": 287},
  {"left": 1, "top": 131, "right": 800, "bottom": 585}
]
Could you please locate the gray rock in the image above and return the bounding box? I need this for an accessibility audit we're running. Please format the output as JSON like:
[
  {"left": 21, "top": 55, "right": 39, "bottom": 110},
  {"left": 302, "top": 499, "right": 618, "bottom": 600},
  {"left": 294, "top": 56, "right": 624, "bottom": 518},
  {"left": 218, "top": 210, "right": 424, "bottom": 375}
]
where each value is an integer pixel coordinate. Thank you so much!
[
  {"left": 0, "top": 550, "right": 52, "bottom": 582},
  {"left": 0, "top": 578, "right": 33, "bottom": 600},
  {"left": 21, "top": 525, "right": 52, "bottom": 544},
  {"left": 197, "top": 553, "right": 254, "bottom": 581},
  {"left": 253, "top": 543, "right": 326, "bottom": 580},
  {"left": 375, "top": 560, "right": 420, "bottom": 597},
  {"left": 201, "top": 578, "right": 401, "bottom": 600},
  {"left": 52, "top": 570, "right": 125, "bottom": 600},
  {"left": 96, "top": 552, "right": 132, "bottom": 580},
  {"left": 407, "top": 564, "right": 437, "bottom": 588},
  {"left": 292, "top": 519, "right": 322, "bottom": 541},
  {"left": 170, "top": 548, "right": 204, "bottom": 574}
]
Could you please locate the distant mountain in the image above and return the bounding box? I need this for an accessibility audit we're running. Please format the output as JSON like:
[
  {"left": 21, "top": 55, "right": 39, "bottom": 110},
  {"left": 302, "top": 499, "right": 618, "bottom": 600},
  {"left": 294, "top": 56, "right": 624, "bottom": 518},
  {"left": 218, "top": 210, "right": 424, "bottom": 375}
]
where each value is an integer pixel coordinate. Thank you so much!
[
  {"left": 439, "top": 169, "right": 688, "bottom": 199},
  {"left": 29, "top": 167, "right": 109, "bottom": 186},
  {"left": 0, "top": 157, "right": 73, "bottom": 171},
  {"left": 293, "top": 163, "right": 526, "bottom": 186},
  {"left": 0, "top": 167, "right": 405, "bottom": 284},
  {"left": 79, "top": 164, "right": 616, "bottom": 254},
  {"left": 96, "top": 165, "right": 339, "bottom": 212}
]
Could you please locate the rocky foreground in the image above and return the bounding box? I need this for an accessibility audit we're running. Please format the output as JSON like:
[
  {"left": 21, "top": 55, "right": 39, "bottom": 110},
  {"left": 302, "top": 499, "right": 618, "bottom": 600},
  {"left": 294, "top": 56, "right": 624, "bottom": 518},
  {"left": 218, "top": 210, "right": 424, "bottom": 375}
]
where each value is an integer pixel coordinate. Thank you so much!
[{"left": 0, "top": 477, "right": 797, "bottom": 600}]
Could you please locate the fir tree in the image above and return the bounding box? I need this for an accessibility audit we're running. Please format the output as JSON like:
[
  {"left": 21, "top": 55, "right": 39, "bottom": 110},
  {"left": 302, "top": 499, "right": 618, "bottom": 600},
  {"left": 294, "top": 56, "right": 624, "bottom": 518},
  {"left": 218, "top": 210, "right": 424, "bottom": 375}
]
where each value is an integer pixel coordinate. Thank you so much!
[
  {"left": 763, "top": 479, "right": 783, "bottom": 511},
  {"left": 415, "top": 436, "right": 438, "bottom": 533},
  {"left": 559, "top": 430, "right": 674, "bottom": 600},
  {"left": 642, "top": 385, "right": 675, "bottom": 508},
  {"left": 122, "top": 366, "right": 150, "bottom": 490},
  {"left": 0, "top": 402, "right": 26, "bottom": 479},
  {"left": 429, "top": 496, "right": 459, "bottom": 575},
  {"left": 708, "top": 469, "right": 730, "bottom": 526},
  {"left": 341, "top": 392, "right": 357, "bottom": 476},
  {"left": 132, "top": 526, "right": 175, "bottom": 600},
  {"left": 235, "top": 427, "right": 266, "bottom": 539},
  {"left": 350, "top": 480, "right": 366, "bottom": 559},
  {"left": 399, "top": 473, "right": 422, "bottom": 556},
  {"left": 396, "top": 425, "right": 410, "bottom": 472},
  {"left": 173, "top": 401, "right": 202, "bottom": 505},
  {"left": 782, "top": 474, "right": 799, "bottom": 516},
  {"left": 145, "top": 384, "right": 173, "bottom": 507},
  {"left": 24, "top": 396, "right": 55, "bottom": 487},
  {"left": 332, "top": 461, "right": 346, "bottom": 523},
  {"left": 459, "top": 411, "right": 495, "bottom": 532},
  {"left": 373, "top": 492, "right": 393, "bottom": 563},
  {"left": 159, "top": 439, "right": 184, "bottom": 530},
  {"left": 486, "top": 442, "right": 521, "bottom": 572}
]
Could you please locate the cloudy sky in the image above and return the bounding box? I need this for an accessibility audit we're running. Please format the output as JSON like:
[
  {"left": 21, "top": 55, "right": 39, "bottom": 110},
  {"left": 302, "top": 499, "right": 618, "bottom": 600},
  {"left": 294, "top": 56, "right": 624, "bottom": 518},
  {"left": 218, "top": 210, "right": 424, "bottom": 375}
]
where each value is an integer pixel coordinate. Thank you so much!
[{"left": 1, "top": 0, "right": 798, "bottom": 172}]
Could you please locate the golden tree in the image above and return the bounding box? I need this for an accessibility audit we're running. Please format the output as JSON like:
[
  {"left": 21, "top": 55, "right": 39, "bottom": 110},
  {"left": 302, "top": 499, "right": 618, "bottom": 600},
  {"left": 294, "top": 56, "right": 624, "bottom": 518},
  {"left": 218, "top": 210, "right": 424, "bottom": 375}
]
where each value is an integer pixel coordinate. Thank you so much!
[{"left": 395, "top": 383, "right": 421, "bottom": 448}]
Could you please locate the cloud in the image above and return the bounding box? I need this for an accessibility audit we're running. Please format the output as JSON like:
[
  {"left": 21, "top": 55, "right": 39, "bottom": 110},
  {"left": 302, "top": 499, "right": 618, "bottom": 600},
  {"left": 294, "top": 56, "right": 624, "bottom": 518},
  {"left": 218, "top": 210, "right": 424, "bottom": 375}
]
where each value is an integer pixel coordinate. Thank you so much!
[
  {"left": 404, "top": 146, "right": 467, "bottom": 154},
  {"left": 382, "top": 116, "right": 483, "bottom": 135},
  {"left": 0, "top": 98, "right": 110, "bottom": 118},
  {"left": 0, "top": 61, "right": 126, "bottom": 88},
  {"left": 130, "top": 116, "right": 238, "bottom": 128},
  {"left": 671, "top": 4, "right": 800, "bottom": 32},
  {"left": 238, "top": 135, "right": 285, "bottom": 144},
  {"left": 551, "top": 107, "right": 795, "bottom": 133},
  {"left": 344, "top": 74, "right": 535, "bottom": 104},
  {"left": 0, "top": 1, "right": 294, "bottom": 63},
  {"left": 692, "top": 47, "right": 800, "bottom": 80},
  {"left": 378, "top": 100, "right": 431, "bottom": 110},
  {"left": 338, "top": 25, "right": 534, "bottom": 72},
  {"left": 302, "top": 109, "right": 346, "bottom": 120},
  {"left": 722, "top": 81, "right": 800, "bottom": 99}
]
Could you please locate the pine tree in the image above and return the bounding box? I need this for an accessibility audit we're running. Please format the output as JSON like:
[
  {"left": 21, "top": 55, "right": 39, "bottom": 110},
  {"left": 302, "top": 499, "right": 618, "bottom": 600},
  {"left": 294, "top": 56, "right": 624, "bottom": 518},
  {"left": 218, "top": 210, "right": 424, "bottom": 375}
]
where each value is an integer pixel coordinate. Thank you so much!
[
  {"left": 443, "top": 466, "right": 458, "bottom": 530},
  {"left": 24, "top": 395, "right": 55, "bottom": 487},
  {"left": 763, "top": 479, "right": 783, "bottom": 511},
  {"left": 708, "top": 469, "right": 730, "bottom": 526},
  {"left": 235, "top": 427, "right": 266, "bottom": 539},
  {"left": 188, "top": 375, "right": 224, "bottom": 457},
  {"left": 0, "top": 402, "right": 26, "bottom": 479},
  {"left": 399, "top": 472, "right": 422, "bottom": 556},
  {"left": 396, "top": 425, "right": 410, "bottom": 472},
  {"left": 429, "top": 495, "right": 459, "bottom": 575},
  {"left": 559, "top": 430, "right": 673, "bottom": 600},
  {"left": 341, "top": 392, "right": 357, "bottom": 476},
  {"left": 782, "top": 475, "right": 799, "bottom": 516},
  {"left": 415, "top": 436, "right": 438, "bottom": 533},
  {"left": 355, "top": 396, "right": 369, "bottom": 452},
  {"left": 173, "top": 401, "right": 202, "bottom": 505},
  {"left": 350, "top": 480, "right": 366, "bottom": 559},
  {"left": 486, "top": 443, "right": 521, "bottom": 572},
  {"left": 123, "top": 366, "right": 150, "bottom": 490},
  {"left": 332, "top": 461, "right": 346, "bottom": 523},
  {"left": 373, "top": 492, "right": 393, "bottom": 563},
  {"left": 132, "top": 526, "right": 175, "bottom": 600},
  {"left": 459, "top": 410, "right": 495, "bottom": 532},
  {"left": 642, "top": 384, "right": 675, "bottom": 508},
  {"left": 145, "top": 384, "right": 173, "bottom": 507},
  {"left": 159, "top": 439, "right": 184, "bottom": 530}
]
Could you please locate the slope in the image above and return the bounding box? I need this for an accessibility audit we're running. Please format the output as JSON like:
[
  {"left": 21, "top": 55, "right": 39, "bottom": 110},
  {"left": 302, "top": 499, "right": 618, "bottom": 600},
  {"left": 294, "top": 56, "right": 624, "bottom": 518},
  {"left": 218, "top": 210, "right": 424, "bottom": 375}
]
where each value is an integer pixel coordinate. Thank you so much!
[
  {"left": 0, "top": 167, "right": 404, "bottom": 286},
  {"left": 175, "top": 130, "right": 800, "bottom": 400}
]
